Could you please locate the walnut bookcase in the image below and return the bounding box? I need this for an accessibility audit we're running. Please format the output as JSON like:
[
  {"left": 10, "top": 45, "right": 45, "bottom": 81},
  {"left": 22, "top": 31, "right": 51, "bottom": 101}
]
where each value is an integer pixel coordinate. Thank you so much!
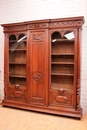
[{"left": 1, "top": 16, "right": 84, "bottom": 118}]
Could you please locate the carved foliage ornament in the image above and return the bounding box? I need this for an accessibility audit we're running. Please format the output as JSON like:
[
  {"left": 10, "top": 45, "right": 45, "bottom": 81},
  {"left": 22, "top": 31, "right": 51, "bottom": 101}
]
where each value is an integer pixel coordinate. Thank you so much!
[{"left": 32, "top": 33, "right": 43, "bottom": 41}]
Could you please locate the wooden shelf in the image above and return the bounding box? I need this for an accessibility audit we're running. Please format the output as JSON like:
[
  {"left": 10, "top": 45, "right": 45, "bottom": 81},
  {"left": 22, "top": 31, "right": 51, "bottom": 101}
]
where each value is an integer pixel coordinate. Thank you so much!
[
  {"left": 9, "top": 84, "right": 26, "bottom": 87},
  {"left": 51, "top": 53, "right": 74, "bottom": 55},
  {"left": 9, "top": 74, "right": 26, "bottom": 78},
  {"left": 9, "top": 40, "right": 26, "bottom": 42},
  {"left": 52, "top": 39, "right": 74, "bottom": 42},
  {"left": 9, "top": 49, "right": 26, "bottom": 51},
  {"left": 51, "top": 62, "right": 74, "bottom": 65},
  {"left": 9, "top": 62, "right": 26, "bottom": 64},
  {"left": 51, "top": 73, "right": 74, "bottom": 76},
  {"left": 9, "top": 40, "right": 17, "bottom": 42}
]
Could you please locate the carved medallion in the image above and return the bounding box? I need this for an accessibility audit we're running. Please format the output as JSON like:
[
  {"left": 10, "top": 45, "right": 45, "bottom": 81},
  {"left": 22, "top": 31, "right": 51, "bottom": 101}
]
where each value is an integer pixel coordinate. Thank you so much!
[{"left": 33, "top": 72, "right": 43, "bottom": 83}]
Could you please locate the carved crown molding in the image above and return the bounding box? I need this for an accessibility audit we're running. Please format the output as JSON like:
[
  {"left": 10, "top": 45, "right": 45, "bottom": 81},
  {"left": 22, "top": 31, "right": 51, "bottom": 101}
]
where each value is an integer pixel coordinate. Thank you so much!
[{"left": 2, "top": 16, "right": 84, "bottom": 32}]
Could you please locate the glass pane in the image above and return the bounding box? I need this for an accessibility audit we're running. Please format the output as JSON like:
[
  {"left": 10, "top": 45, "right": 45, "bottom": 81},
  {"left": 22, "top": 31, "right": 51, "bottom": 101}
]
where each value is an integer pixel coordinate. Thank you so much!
[
  {"left": 51, "top": 31, "right": 75, "bottom": 90},
  {"left": 9, "top": 34, "right": 26, "bottom": 86}
]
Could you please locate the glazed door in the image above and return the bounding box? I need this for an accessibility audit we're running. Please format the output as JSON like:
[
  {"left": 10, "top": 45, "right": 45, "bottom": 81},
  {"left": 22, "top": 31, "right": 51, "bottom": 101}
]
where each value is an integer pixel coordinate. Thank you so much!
[
  {"left": 6, "top": 32, "right": 27, "bottom": 102},
  {"left": 49, "top": 29, "right": 77, "bottom": 109},
  {"left": 29, "top": 29, "right": 48, "bottom": 106}
]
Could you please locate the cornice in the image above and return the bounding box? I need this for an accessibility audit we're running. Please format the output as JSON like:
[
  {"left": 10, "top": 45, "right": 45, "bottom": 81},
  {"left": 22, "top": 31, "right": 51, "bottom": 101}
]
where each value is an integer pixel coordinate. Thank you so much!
[{"left": 1, "top": 16, "right": 84, "bottom": 33}]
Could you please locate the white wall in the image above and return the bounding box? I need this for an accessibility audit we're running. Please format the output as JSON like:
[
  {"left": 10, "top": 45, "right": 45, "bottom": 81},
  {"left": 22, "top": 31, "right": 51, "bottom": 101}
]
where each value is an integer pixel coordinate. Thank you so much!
[{"left": 0, "top": 0, "right": 87, "bottom": 113}]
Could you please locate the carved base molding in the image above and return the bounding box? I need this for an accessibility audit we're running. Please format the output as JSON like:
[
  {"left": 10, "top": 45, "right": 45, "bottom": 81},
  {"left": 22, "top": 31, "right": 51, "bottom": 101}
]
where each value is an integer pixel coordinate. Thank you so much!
[{"left": 2, "top": 99, "right": 82, "bottom": 119}]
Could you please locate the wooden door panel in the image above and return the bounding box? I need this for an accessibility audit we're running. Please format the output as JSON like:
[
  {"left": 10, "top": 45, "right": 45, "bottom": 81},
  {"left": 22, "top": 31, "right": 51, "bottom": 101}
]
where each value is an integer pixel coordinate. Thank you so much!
[
  {"left": 32, "top": 43, "right": 44, "bottom": 97},
  {"left": 30, "top": 30, "right": 48, "bottom": 105}
]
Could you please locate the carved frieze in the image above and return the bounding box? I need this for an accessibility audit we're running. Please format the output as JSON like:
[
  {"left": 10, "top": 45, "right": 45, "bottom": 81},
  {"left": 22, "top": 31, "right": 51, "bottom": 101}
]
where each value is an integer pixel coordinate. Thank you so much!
[
  {"left": 4, "top": 23, "right": 48, "bottom": 32},
  {"left": 49, "top": 21, "right": 82, "bottom": 28},
  {"left": 4, "top": 25, "right": 27, "bottom": 32},
  {"left": 27, "top": 23, "right": 48, "bottom": 29}
]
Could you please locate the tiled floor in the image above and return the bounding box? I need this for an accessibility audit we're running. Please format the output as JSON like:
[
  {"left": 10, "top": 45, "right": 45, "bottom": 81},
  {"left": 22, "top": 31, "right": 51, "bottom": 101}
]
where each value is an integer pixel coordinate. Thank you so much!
[{"left": 0, "top": 104, "right": 87, "bottom": 130}]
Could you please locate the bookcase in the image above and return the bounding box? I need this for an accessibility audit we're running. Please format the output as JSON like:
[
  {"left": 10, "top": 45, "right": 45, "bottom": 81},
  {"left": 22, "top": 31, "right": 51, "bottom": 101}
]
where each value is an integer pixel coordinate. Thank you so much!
[{"left": 1, "top": 16, "right": 84, "bottom": 118}]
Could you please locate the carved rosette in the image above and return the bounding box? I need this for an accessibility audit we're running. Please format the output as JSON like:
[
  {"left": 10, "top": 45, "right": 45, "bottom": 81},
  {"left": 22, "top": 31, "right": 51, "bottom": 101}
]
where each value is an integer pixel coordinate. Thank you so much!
[{"left": 33, "top": 72, "right": 43, "bottom": 83}]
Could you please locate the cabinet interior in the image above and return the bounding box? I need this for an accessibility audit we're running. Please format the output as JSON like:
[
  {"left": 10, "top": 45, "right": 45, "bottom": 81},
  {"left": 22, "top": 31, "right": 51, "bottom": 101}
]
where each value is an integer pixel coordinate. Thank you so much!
[
  {"left": 9, "top": 34, "right": 26, "bottom": 86},
  {"left": 51, "top": 32, "right": 74, "bottom": 90}
]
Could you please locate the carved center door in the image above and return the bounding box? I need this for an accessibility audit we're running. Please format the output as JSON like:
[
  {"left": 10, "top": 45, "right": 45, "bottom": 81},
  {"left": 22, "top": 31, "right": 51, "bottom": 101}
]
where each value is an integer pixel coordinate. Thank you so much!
[{"left": 29, "top": 30, "right": 48, "bottom": 106}]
